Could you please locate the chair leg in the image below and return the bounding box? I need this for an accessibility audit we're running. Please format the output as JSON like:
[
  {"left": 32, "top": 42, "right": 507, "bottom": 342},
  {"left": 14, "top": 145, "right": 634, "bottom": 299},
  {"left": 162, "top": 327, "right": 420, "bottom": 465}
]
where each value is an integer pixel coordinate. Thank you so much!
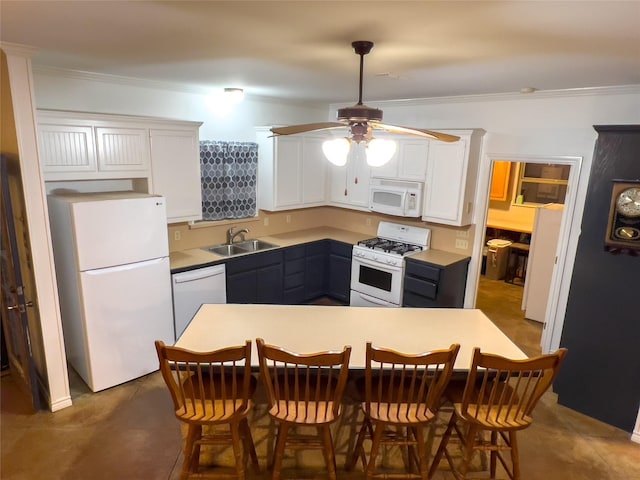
[
  {"left": 428, "top": 413, "right": 455, "bottom": 479},
  {"left": 459, "top": 424, "right": 479, "bottom": 479},
  {"left": 509, "top": 431, "right": 520, "bottom": 480},
  {"left": 230, "top": 421, "right": 246, "bottom": 480},
  {"left": 490, "top": 431, "right": 497, "bottom": 479},
  {"left": 271, "top": 423, "right": 289, "bottom": 480},
  {"left": 182, "top": 424, "right": 201, "bottom": 480},
  {"left": 346, "top": 416, "right": 371, "bottom": 471},
  {"left": 240, "top": 418, "right": 260, "bottom": 474},
  {"left": 319, "top": 425, "right": 338, "bottom": 480},
  {"left": 365, "top": 423, "right": 385, "bottom": 480},
  {"left": 414, "top": 426, "right": 429, "bottom": 480}
]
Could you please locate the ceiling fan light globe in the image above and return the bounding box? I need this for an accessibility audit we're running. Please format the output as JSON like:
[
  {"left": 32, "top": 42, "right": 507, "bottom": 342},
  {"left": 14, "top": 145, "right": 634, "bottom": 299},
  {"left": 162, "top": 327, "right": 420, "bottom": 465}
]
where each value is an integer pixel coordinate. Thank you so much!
[
  {"left": 366, "top": 138, "right": 396, "bottom": 167},
  {"left": 322, "top": 137, "right": 351, "bottom": 166}
]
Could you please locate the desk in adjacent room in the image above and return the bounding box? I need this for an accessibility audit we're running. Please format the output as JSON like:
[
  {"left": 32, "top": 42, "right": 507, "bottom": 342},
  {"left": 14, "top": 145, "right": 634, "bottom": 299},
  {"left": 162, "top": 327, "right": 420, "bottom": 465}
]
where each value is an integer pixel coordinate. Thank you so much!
[{"left": 175, "top": 304, "right": 527, "bottom": 370}]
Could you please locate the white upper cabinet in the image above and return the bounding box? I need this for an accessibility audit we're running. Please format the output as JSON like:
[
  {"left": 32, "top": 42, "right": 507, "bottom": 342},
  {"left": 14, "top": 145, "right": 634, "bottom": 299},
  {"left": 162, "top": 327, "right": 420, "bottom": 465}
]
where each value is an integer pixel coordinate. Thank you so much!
[
  {"left": 37, "top": 110, "right": 203, "bottom": 223},
  {"left": 370, "top": 137, "right": 429, "bottom": 182},
  {"left": 149, "top": 128, "right": 202, "bottom": 224},
  {"left": 422, "top": 129, "right": 485, "bottom": 226},
  {"left": 38, "top": 111, "right": 151, "bottom": 180},
  {"left": 256, "top": 128, "right": 326, "bottom": 211},
  {"left": 327, "top": 143, "right": 371, "bottom": 210}
]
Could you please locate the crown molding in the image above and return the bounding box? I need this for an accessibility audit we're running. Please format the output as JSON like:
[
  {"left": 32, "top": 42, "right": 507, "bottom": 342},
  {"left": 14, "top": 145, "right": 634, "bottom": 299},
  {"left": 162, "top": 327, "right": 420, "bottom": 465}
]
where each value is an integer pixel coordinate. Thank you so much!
[
  {"left": 31, "top": 65, "right": 325, "bottom": 108},
  {"left": 330, "top": 85, "right": 640, "bottom": 109},
  {"left": 0, "top": 42, "right": 39, "bottom": 57}
]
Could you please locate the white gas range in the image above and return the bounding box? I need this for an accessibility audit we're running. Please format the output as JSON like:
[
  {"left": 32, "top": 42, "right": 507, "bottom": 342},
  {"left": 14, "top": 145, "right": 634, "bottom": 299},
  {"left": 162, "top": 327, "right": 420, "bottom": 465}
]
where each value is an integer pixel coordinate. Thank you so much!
[{"left": 350, "top": 221, "right": 431, "bottom": 307}]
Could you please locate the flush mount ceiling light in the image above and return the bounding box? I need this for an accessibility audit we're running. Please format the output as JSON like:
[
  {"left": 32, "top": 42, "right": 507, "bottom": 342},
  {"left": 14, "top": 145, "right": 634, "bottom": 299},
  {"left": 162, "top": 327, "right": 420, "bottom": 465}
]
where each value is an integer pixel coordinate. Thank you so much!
[
  {"left": 270, "top": 41, "right": 460, "bottom": 167},
  {"left": 223, "top": 87, "right": 245, "bottom": 103}
]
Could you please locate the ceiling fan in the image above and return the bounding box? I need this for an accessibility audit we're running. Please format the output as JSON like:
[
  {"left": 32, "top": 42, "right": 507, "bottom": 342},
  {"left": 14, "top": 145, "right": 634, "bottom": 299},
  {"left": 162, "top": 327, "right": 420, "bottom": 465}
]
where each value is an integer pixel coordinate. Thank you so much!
[{"left": 271, "top": 41, "right": 460, "bottom": 166}]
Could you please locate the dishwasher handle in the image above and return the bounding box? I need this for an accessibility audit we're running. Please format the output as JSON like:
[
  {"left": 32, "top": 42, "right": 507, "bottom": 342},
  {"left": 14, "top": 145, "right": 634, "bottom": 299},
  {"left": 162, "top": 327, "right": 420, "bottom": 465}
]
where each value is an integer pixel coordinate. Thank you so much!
[{"left": 173, "top": 265, "right": 226, "bottom": 284}]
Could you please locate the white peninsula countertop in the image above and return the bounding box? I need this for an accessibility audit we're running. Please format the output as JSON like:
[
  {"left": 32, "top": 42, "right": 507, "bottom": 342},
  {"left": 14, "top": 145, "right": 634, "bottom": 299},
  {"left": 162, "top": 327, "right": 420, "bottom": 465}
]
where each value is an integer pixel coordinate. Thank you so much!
[{"left": 175, "top": 304, "right": 526, "bottom": 370}]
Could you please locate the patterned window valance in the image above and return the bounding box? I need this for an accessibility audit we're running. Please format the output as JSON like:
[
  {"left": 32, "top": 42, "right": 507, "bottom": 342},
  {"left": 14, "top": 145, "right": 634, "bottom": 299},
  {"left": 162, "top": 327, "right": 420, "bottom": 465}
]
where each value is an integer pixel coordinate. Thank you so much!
[{"left": 200, "top": 141, "right": 258, "bottom": 221}]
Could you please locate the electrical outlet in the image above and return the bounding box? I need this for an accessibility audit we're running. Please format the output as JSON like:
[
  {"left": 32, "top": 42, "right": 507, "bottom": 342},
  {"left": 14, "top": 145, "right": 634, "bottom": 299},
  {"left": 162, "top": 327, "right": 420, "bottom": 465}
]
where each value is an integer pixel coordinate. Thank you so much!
[
  {"left": 456, "top": 229, "right": 470, "bottom": 238},
  {"left": 174, "top": 230, "right": 181, "bottom": 241},
  {"left": 455, "top": 239, "right": 468, "bottom": 249},
  {"left": 366, "top": 218, "right": 372, "bottom": 226},
  {"left": 263, "top": 217, "right": 269, "bottom": 226},
  {"left": 286, "top": 214, "right": 291, "bottom": 223}
]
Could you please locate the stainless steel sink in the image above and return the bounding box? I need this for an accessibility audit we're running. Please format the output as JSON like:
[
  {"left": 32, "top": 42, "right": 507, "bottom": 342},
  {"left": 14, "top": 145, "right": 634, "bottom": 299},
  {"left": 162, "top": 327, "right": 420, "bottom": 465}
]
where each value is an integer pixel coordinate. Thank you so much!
[
  {"left": 202, "top": 239, "right": 279, "bottom": 257},
  {"left": 234, "top": 239, "right": 279, "bottom": 252}
]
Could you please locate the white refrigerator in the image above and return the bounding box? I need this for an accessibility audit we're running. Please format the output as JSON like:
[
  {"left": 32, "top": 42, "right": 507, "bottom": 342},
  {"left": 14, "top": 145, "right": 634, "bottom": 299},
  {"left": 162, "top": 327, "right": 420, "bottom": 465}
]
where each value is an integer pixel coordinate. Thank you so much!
[{"left": 48, "top": 191, "right": 175, "bottom": 392}]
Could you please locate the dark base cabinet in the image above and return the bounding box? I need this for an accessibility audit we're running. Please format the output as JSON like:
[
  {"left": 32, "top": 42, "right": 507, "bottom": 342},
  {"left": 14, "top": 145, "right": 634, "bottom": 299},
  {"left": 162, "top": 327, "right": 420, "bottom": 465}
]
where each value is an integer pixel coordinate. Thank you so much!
[
  {"left": 226, "top": 250, "right": 283, "bottom": 304},
  {"left": 283, "top": 245, "right": 306, "bottom": 304},
  {"left": 328, "top": 241, "right": 352, "bottom": 303},
  {"left": 402, "top": 257, "right": 470, "bottom": 308},
  {"left": 305, "top": 241, "right": 328, "bottom": 300}
]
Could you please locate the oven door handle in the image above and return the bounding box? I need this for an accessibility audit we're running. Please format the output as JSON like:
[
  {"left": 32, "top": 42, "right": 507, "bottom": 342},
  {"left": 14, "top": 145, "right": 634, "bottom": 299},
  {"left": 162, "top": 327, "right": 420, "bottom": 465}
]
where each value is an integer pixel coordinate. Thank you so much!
[
  {"left": 353, "top": 255, "right": 403, "bottom": 273},
  {"left": 353, "top": 291, "right": 396, "bottom": 307}
]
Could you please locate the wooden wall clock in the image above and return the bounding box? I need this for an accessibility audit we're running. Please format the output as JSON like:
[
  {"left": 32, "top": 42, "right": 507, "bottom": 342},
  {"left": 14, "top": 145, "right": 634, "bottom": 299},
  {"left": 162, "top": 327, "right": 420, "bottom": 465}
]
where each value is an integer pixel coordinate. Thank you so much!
[{"left": 604, "top": 180, "right": 640, "bottom": 253}]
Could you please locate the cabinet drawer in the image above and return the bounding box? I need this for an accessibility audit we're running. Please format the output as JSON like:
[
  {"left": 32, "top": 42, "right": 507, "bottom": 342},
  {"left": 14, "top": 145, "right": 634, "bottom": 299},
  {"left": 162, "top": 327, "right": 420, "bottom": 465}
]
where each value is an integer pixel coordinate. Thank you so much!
[
  {"left": 403, "top": 291, "right": 439, "bottom": 308},
  {"left": 226, "top": 250, "right": 282, "bottom": 274},
  {"left": 284, "top": 246, "right": 305, "bottom": 260},
  {"left": 284, "top": 258, "right": 305, "bottom": 275},
  {"left": 405, "top": 261, "right": 441, "bottom": 282},
  {"left": 330, "top": 240, "right": 352, "bottom": 258},
  {"left": 403, "top": 276, "right": 438, "bottom": 300},
  {"left": 284, "top": 271, "right": 305, "bottom": 289}
]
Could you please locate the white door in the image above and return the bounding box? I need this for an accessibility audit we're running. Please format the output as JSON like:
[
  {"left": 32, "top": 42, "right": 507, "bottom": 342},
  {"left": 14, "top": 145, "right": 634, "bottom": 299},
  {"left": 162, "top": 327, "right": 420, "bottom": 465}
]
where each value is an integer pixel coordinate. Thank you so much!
[
  {"left": 72, "top": 195, "right": 168, "bottom": 270},
  {"left": 79, "top": 257, "right": 174, "bottom": 392}
]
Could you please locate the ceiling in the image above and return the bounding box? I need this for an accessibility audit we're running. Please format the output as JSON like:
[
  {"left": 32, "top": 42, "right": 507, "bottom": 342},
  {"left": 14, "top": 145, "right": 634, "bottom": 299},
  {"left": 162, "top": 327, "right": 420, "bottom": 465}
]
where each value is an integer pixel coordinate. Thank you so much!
[{"left": 1, "top": 1, "right": 639, "bottom": 103}]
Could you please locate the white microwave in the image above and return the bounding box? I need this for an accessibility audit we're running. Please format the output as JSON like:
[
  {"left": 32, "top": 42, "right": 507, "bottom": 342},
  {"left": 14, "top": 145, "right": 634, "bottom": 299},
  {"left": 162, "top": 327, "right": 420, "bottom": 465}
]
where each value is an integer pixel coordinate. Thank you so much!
[{"left": 369, "top": 178, "right": 424, "bottom": 217}]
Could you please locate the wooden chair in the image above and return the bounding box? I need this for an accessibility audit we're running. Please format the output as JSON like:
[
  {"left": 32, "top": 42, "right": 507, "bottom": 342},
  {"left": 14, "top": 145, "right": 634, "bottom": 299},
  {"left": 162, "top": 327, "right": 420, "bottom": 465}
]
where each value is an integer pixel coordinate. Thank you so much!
[
  {"left": 346, "top": 342, "right": 460, "bottom": 480},
  {"left": 428, "top": 347, "right": 568, "bottom": 480},
  {"left": 256, "top": 338, "right": 351, "bottom": 480},
  {"left": 155, "top": 340, "right": 259, "bottom": 480}
]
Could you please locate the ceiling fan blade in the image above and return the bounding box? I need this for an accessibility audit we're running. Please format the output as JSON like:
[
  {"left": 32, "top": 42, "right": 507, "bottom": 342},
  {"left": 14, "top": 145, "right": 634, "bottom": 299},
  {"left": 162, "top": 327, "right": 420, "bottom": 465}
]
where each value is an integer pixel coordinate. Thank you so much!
[
  {"left": 271, "top": 122, "right": 345, "bottom": 136},
  {"left": 372, "top": 122, "right": 460, "bottom": 143}
]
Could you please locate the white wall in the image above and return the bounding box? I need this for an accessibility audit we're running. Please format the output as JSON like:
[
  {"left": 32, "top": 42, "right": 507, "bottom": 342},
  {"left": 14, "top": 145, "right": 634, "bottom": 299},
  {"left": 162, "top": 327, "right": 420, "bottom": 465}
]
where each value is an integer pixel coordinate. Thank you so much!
[{"left": 32, "top": 69, "right": 328, "bottom": 141}]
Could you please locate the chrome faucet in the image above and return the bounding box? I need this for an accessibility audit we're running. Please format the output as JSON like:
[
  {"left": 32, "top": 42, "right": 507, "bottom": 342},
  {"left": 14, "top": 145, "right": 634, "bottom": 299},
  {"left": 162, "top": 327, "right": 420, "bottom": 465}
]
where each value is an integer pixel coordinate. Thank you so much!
[{"left": 227, "top": 227, "right": 249, "bottom": 244}]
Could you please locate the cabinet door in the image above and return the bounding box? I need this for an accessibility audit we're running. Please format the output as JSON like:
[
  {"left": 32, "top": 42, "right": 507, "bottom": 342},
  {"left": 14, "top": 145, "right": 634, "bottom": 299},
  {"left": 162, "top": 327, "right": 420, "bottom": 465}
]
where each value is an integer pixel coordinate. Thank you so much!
[
  {"left": 226, "top": 270, "right": 257, "bottom": 304},
  {"left": 423, "top": 139, "right": 468, "bottom": 225},
  {"left": 305, "top": 241, "right": 328, "bottom": 300},
  {"left": 490, "top": 161, "right": 511, "bottom": 201},
  {"left": 302, "top": 137, "right": 326, "bottom": 205},
  {"left": 398, "top": 140, "right": 429, "bottom": 181},
  {"left": 150, "top": 128, "right": 202, "bottom": 223},
  {"left": 328, "top": 254, "right": 351, "bottom": 303},
  {"left": 95, "top": 127, "right": 150, "bottom": 174},
  {"left": 274, "top": 136, "right": 303, "bottom": 208},
  {"left": 38, "top": 123, "right": 97, "bottom": 176},
  {"left": 347, "top": 145, "right": 372, "bottom": 208},
  {"left": 257, "top": 263, "right": 284, "bottom": 304}
]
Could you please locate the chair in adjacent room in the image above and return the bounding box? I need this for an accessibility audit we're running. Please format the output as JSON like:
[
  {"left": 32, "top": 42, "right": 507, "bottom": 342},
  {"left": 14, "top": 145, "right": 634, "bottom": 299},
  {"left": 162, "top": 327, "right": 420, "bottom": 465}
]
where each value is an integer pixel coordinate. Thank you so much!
[
  {"left": 428, "top": 347, "right": 568, "bottom": 480},
  {"left": 345, "top": 342, "right": 460, "bottom": 480},
  {"left": 256, "top": 338, "right": 352, "bottom": 480},
  {"left": 155, "top": 340, "right": 260, "bottom": 480}
]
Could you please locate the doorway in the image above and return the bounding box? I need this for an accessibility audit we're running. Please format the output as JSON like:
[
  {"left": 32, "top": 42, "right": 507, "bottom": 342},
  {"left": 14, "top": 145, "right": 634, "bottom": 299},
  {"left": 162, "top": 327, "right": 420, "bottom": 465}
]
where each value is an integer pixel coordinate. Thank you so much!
[{"left": 474, "top": 156, "right": 579, "bottom": 355}]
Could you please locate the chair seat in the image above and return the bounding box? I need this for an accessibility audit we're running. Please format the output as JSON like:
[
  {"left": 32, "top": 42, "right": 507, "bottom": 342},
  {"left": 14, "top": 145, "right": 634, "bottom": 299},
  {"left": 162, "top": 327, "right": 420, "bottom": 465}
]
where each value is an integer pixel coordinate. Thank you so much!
[
  {"left": 178, "top": 398, "right": 254, "bottom": 423},
  {"left": 268, "top": 400, "right": 341, "bottom": 424},
  {"left": 365, "top": 402, "right": 436, "bottom": 424},
  {"left": 454, "top": 403, "right": 533, "bottom": 430}
]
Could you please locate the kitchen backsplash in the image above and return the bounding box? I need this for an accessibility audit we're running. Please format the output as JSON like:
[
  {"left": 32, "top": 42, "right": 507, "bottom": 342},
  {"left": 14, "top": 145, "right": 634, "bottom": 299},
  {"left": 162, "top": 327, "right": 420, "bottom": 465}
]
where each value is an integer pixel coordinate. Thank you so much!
[{"left": 168, "top": 207, "right": 476, "bottom": 256}]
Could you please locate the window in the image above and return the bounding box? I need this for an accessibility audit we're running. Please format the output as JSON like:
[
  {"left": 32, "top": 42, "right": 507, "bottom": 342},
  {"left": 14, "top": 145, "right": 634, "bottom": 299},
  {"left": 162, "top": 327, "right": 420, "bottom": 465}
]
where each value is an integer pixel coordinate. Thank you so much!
[
  {"left": 515, "top": 163, "right": 570, "bottom": 205},
  {"left": 200, "top": 141, "right": 258, "bottom": 221}
]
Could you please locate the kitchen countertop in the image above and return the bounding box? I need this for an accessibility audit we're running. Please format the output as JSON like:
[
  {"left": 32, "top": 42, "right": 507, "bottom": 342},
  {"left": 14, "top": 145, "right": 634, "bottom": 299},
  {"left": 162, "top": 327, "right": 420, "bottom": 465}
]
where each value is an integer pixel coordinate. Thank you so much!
[{"left": 169, "top": 226, "right": 470, "bottom": 272}]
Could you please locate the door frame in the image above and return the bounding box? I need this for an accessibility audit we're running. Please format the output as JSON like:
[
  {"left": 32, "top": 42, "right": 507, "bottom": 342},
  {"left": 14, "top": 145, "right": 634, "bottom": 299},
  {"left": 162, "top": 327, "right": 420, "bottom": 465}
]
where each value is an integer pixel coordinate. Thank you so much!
[{"left": 466, "top": 153, "right": 583, "bottom": 354}]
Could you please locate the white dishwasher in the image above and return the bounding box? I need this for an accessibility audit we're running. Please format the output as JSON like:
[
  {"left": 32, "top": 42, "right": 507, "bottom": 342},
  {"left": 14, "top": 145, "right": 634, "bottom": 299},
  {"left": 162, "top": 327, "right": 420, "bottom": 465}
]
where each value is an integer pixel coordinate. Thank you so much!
[{"left": 172, "top": 264, "right": 226, "bottom": 341}]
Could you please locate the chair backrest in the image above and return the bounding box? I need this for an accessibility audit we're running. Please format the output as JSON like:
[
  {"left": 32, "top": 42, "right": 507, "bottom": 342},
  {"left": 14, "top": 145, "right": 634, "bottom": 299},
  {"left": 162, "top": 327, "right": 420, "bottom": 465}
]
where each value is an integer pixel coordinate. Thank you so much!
[
  {"left": 460, "top": 347, "right": 568, "bottom": 428},
  {"left": 155, "top": 340, "right": 253, "bottom": 422},
  {"left": 364, "top": 342, "right": 460, "bottom": 420},
  {"left": 256, "top": 338, "right": 352, "bottom": 422}
]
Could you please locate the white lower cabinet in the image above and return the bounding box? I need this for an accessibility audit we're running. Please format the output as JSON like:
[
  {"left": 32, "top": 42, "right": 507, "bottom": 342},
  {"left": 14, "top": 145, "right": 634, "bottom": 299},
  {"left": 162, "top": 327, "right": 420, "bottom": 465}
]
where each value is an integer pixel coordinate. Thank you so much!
[
  {"left": 257, "top": 128, "right": 326, "bottom": 211},
  {"left": 422, "top": 129, "right": 485, "bottom": 226},
  {"left": 37, "top": 110, "right": 203, "bottom": 223}
]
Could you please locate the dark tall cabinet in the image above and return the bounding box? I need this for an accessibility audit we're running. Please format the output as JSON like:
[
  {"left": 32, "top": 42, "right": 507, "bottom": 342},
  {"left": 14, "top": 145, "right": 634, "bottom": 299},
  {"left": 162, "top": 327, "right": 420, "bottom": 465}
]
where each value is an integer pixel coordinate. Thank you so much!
[{"left": 555, "top": 126, "right": 640, "bottom": 431}]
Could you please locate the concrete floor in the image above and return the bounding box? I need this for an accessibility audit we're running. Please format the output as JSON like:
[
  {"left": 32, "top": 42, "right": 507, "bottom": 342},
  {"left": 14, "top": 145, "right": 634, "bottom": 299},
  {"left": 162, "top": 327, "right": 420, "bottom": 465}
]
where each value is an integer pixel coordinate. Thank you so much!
[{"left": 2, "top": 278, "right": 639, "bottom": 479}]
